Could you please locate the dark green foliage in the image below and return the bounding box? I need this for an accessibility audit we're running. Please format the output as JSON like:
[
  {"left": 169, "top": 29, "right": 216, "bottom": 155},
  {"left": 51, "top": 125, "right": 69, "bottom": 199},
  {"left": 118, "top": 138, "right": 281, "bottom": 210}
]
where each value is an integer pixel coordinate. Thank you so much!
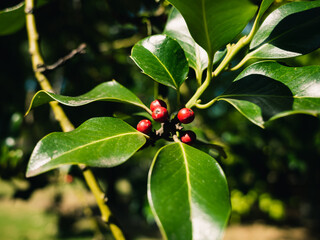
[
  {"left": 131, "top": 34, "right": 189, "bottom": 90},
  {"left": 1, "top": 0, "right": 320, "bottom": 239}
]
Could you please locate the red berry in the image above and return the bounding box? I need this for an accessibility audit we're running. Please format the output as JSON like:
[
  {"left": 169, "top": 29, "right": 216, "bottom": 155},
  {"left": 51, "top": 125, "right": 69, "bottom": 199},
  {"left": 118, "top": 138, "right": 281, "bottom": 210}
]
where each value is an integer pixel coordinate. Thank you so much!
[
  {"left": 177, "top": 108, "right": 195, "bottom": 124},
  {"left": 137, "top": 119, "right": 152, "bottom": 134},
  {"left": 152, "top": 107, "right": 168, "bottom": 122},
  {"left": 180, "top": 130, "right": 196, "bottom": 145},
  {"left": 150, "top": 99, "right": 167, "bottom": 112}
]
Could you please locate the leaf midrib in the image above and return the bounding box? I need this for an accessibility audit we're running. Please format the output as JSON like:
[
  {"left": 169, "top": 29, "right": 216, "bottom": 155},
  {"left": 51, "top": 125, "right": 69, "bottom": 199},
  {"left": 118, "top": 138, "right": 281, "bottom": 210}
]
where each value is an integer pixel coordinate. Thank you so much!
[
  {"left": 143, "top": 45, "right": 178, "bottom": 89},
  {"left": 29, "top": 89, "right": 148, "bottom": 115},
  {"left": 47, "top": 92, "right": 146, "bottom": 109},
  {"left": 201, "top": 0, "right": 212, "bottom": 56},
  {"left": 179, "top": 142, "right": 193, "bottom": 235},
  {"left": 49, "top": 132, "right": 140, "bottom": 161},
  {"left": 252, "top": 9, "right": 320, "bottom": 51}
]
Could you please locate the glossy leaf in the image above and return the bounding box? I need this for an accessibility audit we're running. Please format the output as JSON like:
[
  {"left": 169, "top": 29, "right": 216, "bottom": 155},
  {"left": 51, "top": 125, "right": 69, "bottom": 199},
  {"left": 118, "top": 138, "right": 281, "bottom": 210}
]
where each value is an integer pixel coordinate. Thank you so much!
[
  {"left": 131, "top": 34, "right": 189, "bottom": 90},
  {"left": 26, "top": 117, "right": 146, "bottom": 177},
  {"left": 148, "top": 142, "right": 230, "bottom": 239},
  {"left": 167, "top": 0, "right": 258, "bottom": 57},
  {"left": 26, "top": 80, "right": 151, "bottom": 115},
  {"left": 164, "top": 7, "right": 208, "bottom": 77},
  {"left": 0, "top": 3, "right": 25, "bottom": 36},
  {"left": 164, "top": 7, "right": 227, "bottom": 78},
  {"left": 249, "top": 1, "right": 320, "bottom": 59},
  {"left": 219, "top": 61, "right": 320, "bottom": 127},
  {"left": 248, "top": 0, "right": 275, "bottom": 37},
  {"left": 255, "top": 0, "right": 275, "bottom": 24}
]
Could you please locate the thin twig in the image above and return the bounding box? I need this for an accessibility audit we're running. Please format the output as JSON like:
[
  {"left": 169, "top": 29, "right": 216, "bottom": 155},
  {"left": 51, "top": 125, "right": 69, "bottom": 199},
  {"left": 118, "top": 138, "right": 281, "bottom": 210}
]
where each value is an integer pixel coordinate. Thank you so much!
[{"left": 37, "top": 43, "right": 87, "bottom": 73}]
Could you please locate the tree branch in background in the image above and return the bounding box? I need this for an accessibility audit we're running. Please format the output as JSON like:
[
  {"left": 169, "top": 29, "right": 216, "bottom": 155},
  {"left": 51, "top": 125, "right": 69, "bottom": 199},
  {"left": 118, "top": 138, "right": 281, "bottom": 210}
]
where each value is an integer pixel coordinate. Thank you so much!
[
  {"left": 24, "top": 0, "right": 126, "bottom": 239},
  {"left": 37, "top": 43, "right": 87, "bottom": 73}
]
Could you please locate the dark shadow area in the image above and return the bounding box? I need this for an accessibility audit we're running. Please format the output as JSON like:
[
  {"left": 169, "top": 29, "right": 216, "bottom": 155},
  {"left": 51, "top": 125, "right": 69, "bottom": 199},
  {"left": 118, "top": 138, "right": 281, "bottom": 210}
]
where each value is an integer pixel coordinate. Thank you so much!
[
  {"left": 223, "top": 74, "right": 294, "bottom": 121},
  {"left": 253, "top": 7, "right": 320, "bottom": 54}
]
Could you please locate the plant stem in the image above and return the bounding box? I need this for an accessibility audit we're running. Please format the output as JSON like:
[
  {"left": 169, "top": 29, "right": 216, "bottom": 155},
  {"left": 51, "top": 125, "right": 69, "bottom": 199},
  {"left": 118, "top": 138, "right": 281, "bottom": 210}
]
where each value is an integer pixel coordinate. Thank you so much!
[
  {"left": 229, "top": 10, "right": 263, "bottom": 71},
  {"left": 195, "top": 68, "right": 203, "bottom": 87},
  {"left": 185, "top": 57, "right": 213, "bottom": 109},
  {"left": 25, "top": 1, "right": 126, "bottom": 239},
  {"left": 82, "top": 168, "right": 125, "bottom": 239},
  {"left": 154, "top": 81, "right": 159, "bottom": 99},
  {"left": 185, "top": 34, "right": 251, "bottom": 109},
  {"left": 195, "top": 98, "right": 218, "bottom": 109},
  {"left": 185, "top": 8, "right": 265, "bottom": 109}
]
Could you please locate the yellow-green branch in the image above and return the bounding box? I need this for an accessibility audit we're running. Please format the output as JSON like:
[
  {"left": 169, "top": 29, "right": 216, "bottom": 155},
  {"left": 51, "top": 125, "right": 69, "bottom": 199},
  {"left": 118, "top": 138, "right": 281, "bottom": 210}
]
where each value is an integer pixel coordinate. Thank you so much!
[
  {"left": 25, "top": 0, "right": 125, "bottom": 239},
  {"left": 186, "top": 17, "right": 261, "bottom": 110}
]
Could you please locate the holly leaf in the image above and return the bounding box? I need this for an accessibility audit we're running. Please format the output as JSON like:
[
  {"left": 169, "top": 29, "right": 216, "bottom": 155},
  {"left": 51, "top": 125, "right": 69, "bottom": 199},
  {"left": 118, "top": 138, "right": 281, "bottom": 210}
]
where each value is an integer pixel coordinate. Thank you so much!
[
  {"left": 255, "top": 0, "right": 275, "bottom": 25},
  {"left": 0, "top": 3, "right": 25, "bottom": 36},
  {"left": 148, "top": 142, "right": 230, "bottom": 239},
  {"left": 131, "top": 34, "right": 189, "bottom": 90},
  {"left": 164, "top": 7, "right": 208, "bottom": 78},
  {"left": 26, "top": 117, "right": 146, "bottom": 177},
  {"left": 249, "top": 1, "right": 320, "bottom": 59},
  {"left": 26, "top": 80, "right": 151, "bottom": 115},
  {"left": 167, "top": 0, "right": 258, "bottom": 57},
  {"left": 164, "top": 7, "right": 227, "bottom": 79},
  {"left": 218, "top": 61, "right": 320, "bottom": 127},
  {"left": 0, "top": 0, "right": 51, "bottom": 36}
]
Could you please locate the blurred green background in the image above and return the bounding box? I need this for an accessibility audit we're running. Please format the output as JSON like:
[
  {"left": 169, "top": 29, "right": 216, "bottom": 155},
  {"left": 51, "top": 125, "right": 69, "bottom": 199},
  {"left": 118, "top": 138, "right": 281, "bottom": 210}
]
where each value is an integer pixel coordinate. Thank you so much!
[{"left": 0, "top": 0, "right": 319, "bottom": 239}]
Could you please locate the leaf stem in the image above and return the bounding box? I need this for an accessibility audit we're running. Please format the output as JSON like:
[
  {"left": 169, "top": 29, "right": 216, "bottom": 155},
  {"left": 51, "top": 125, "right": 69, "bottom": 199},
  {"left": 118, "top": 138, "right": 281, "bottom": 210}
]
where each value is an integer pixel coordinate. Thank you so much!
[
  {"left": 230, "top": 8, "right": 264, "bottom": 71},
  {"left": 185, "top": 57, "right": 213, "bottom": 109},
  {"left": 230, "top": 54, "right": 251, "bottom": 71},
  {"left": 154, "top": 81, "right": 159, "bottom": 99},
  {"left": 195, "top": 98, "right": 218, "bottom": 109},
  {"left": 25, "top": 1, "right": 126, "bottom": 239},
  {"left": 185, "top": 4, "right": 267, "bottom": 110},
  {"left": 195, "top": 68, "right": 203, "bottom": 87},
  {"left": 185, "top": 31, "right": 255, "bottom": 109},
  {"left": 82, "top": 167, "right": 125, "bottom": 239},
  {"left": 173, "top": 134, "right": 180, "bottom": 143}
]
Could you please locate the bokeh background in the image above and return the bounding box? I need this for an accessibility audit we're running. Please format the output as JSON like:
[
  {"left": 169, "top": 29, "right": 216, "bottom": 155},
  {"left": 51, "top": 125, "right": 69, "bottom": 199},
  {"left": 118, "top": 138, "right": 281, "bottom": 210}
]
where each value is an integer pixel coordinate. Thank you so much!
[{"left": 0, "top": 0, "right": 319, "bottom": 239}]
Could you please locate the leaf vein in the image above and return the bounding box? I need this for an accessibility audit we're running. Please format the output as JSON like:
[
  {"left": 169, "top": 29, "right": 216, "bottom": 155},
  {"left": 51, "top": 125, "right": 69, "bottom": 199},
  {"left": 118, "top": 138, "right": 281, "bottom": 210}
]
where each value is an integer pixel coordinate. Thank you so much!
[{"left": 52, "top": 132, "right": 140, "bottom": 160}]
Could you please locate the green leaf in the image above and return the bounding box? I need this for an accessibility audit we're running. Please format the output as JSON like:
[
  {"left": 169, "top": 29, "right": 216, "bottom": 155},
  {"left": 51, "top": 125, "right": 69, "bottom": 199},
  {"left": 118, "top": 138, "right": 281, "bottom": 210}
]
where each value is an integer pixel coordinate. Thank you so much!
[
  {"left": 0, "top": 1, "right": 50, "bottom": 36},
  {"left": 26, "top": 80, "right": 151, "bottom": 115},
  {"left": 219, "top": 61, "right": 320, "bottom": 127},
  {"left": 26, "top": 117, "right": 146, "bottom": 177},
  {"left": 164, "top": 7, "right": 226, "bottom": 78},
  {"left": 167, "top": 0, "right": 258, "bottom": 57},
  {"left": 256, "top": 0, "right": 275, "bottom": 24},
  {"left": 131, "top": 34, "right": 189, "bottom": 90},
  {"left": 164, "top": 7, "right": 208, "bottom": 77},
  {"left": 249, "top": 1, "right": 320, "bottom": 59},
  {"left": 0, "top": 3, "right": 25, "bottom": 36},
  {"left": 148, "top": 143, "right": 230, "bottom": 239}
]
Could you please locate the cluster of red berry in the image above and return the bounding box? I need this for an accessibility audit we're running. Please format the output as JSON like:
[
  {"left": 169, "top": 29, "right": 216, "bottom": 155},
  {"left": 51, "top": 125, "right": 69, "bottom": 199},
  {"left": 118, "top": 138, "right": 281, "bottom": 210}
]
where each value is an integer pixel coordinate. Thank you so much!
[{"left": 136, "top": 99, "right": 196, "bottom": 144}]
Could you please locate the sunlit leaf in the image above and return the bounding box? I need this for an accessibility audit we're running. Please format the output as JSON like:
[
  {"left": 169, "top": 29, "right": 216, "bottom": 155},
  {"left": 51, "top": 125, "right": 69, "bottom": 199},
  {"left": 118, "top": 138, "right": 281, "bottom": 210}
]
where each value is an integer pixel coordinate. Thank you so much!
[
  {"left": 164, "top": 7, "right": 227, "bottom": 79},
  {"left": 26, "top": 117, "right": 146, "bottom": 177},
  {"left": 255, "top": 0, "right": 275, "bottom": 24},
  {"left": 164, "top": 7, "right": 208, "bottom": 77},
  {"left": 26, "top": 80, "right": 151, "bottom": 115},
  {"left": 249, "top": 1, "right": 320, "bottom": 59},
  {"left": 148, "top": 142, "right": 230, "bottom": 239},
  {"left": 131, "top": 34, "right": 189, "bottom": 90},
  {"left": 167, "top": 0, "right": 258, "bottom": 57}
]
